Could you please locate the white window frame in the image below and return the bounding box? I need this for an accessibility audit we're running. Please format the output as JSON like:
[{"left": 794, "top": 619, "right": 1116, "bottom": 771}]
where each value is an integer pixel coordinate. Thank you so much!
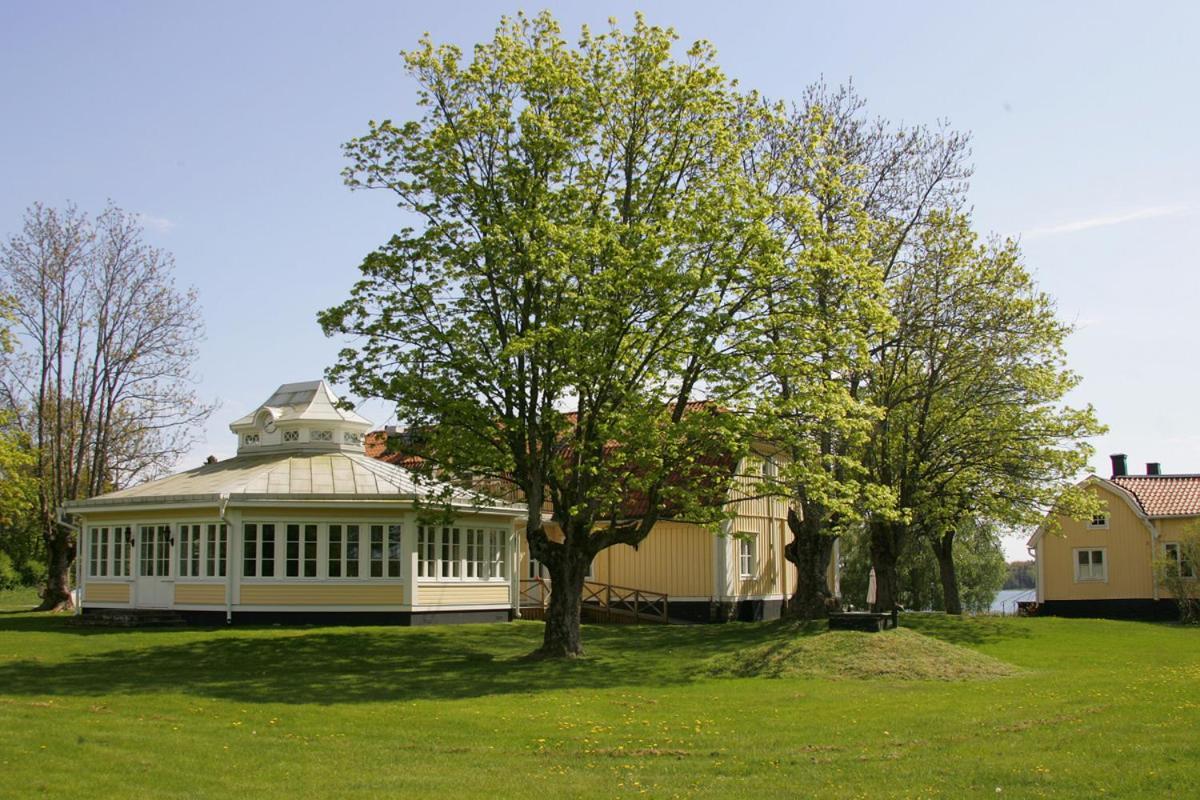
[
  {"left": 418, "top": 524, "right": 507, "bottom": 582},
  {"left": 87, "top": 525, "right": 134, "bottom": 579},
  {"left": 1087, "top": 512, "right": 1109, "bottom": 530},
  {"left": 241, "top": 521, "right": 403, "bottom": 582},
  {"left": 326, "top": 523, "right": 365, "bottom": 579},
  {"left": 738, "top": 535, "right": 756, "bottom": 579},
  {"left": 1164, "top": 542, "right": 1196, "bottom": 578},
  {"left": 176, "top": 522, "right": 229, "bottom": 580},
  {"left": 1074, "top": 547, "right": 1107, "bottom": 582}
]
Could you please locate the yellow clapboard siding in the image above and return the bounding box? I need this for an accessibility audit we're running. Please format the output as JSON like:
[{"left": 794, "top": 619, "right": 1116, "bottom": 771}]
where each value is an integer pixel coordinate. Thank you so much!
[
  {"left": 1042, "top": 483, "right": 1154, "bottom": 600},
  {"left": 602, "top": 521, "right": 715, "bottom": 597},
  {"left": 417, "top": 583, "right": 510, "bottom": 606},
  {"left": 174, "top": 583, "right": 226, "bottom": 605},
  {"left": 86, "top": 583, "right": 130, "bottom": 603},
  {"left": 239, "top": 583, "right": 404, "bottom": 605},
  {"left": 733, "top": 516, "right": 783, "bottom": 597}
]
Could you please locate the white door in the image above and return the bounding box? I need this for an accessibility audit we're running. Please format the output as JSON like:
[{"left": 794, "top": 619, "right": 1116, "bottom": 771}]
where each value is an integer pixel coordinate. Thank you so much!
[{"left": 136, "top": 525, "right": 174, "bottom": 608}]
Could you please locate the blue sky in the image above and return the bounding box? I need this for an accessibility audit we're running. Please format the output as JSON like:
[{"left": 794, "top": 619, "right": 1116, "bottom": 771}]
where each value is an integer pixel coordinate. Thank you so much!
[{"left": 3, "top": 2, "right": 1198, "bottom": 557}]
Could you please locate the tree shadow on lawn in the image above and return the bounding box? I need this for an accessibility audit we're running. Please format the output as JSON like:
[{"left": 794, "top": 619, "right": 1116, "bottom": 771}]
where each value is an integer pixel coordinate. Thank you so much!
[
  {"left": 0, "top": 616, "right": 805, "bottom": 706},
  {"left": 901, "top": 613, "right": 1033, "bottom": 647}
]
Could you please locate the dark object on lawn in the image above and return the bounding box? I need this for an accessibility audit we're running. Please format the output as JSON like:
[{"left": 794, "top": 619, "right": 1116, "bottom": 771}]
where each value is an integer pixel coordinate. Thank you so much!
[{"left": 827, "top": 609, "right": 899, "bottom": 632}]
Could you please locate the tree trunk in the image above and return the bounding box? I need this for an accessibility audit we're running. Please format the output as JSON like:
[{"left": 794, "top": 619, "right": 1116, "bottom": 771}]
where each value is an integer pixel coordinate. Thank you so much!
[
  {"left": 37, "top": 527, "right": 74, "bottom": 611},
  {"left": 931, "top": 530, "right": 962, "bottom": 615},
  {"left": 784, "top": 507, "right": 836, "bottom": 619},
  {"left": 539, "top": 548, "right": 589, "bottom": 658},
  {"left": 869, "top": 519, "right": 902, "bottom": 612}
]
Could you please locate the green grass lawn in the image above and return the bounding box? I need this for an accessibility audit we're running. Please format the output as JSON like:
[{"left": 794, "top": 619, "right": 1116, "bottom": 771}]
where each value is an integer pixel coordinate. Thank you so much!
[{"left": 0, "top": 604, "right": 1197, "bottom": 799}]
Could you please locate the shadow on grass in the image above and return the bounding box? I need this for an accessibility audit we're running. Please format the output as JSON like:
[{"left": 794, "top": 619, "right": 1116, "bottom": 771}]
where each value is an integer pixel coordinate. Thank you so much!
[
  {"left": 0, "top": 614, "right": 815, "bottom": 705},
  {"left": 901, "top": 613, "right": 1034, "bottom": 647}
]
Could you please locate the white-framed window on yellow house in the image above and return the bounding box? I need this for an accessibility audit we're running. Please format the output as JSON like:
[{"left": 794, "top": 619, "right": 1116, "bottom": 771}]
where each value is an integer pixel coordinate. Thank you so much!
[
  {"left": 206, "top": 524, "right": 227, "bottom": 578},
  {"left": 419, "top": 525, "right": 507, "bottom": 580},
  {"left": 1164, "top": 543, "right": 1196, "bottom": 578},
  {"left": 763, "top": 456, "right": 778, "bottom": 480},
  {"left": 1087, "top": 512, "right": 1109, "bottom": 529},
  {"left": 368, "top": 524, "right": 402, "bottom": 578},
  {"left": 326, "top": 524, "right": 362, "bottom": 578},
  {"left": 245, "top": 522, "right": 401, "bottom": 580},
  {"left": 738, "top": 536, "right": 756, "bottom": 579},
  {"left": 242, "top": 523, "right": 276, "bottom": 578},
  {"left": 1074, "top": 548, "right": 1106, "bottom": 582},
  {"left": 88, "top": 526, "right": 133, "bottom": 578},
  {"left": 285, "top": 524, "right": 319, "bottom": 578},
  {"left": 179, "top": 523, "right": 228, "bottom": 578}
]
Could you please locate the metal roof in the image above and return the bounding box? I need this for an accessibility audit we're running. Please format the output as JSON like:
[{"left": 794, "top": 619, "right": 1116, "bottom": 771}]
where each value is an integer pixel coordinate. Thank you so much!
[
  {"left": 229, "top": 380, "right": 372, "bottom": 429},
  {"left": 63, "top": 450, "right": 522, "bottom": 513}
]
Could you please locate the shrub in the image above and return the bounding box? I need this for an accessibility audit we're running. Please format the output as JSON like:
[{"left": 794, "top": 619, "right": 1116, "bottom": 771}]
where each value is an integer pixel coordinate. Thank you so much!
[{"left": 1153, "top": 527, "right": 1200, "bottom": 624}]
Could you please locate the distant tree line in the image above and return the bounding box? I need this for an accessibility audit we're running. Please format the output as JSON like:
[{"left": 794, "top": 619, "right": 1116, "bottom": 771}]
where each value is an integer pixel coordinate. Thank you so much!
[{"left": 1003, "top": 560, "right": 1036, "bottom": 591}]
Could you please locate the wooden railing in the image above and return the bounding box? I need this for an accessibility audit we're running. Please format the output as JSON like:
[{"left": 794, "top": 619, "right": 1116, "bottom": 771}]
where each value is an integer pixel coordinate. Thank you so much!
[{"left": 518, "top": 578, "right": 669, "bottom": 625}]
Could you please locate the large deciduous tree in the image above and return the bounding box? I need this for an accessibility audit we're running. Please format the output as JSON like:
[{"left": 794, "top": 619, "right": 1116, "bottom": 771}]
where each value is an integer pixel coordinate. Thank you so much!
[
  {"left": 321, "top": 13, "right": 793, "bottom": 657},
  {"left": 0, "top": 203, "right": 215, "bottom": 610},
  {"left": 740, "top": 104, "right": 891, "bottom": 619},
  {"left": 864, "top": 212, "right": 1103, "bottom": 613}
]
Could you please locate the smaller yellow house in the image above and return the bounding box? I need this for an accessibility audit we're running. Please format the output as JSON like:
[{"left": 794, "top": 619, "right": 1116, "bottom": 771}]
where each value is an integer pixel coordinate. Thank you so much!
[{"left": 1028, "top": 453, "right": 1199, "bottom": 619}]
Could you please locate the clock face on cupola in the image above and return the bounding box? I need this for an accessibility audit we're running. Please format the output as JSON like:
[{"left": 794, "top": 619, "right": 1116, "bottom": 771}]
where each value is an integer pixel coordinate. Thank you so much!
[{"left": 228, "top": 380, "right": 373, "bottom": 455}]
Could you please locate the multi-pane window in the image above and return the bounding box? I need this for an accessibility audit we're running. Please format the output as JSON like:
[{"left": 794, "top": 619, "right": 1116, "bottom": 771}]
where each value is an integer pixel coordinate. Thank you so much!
[
  {"left": 1075, "top": 548, "right": 1106, "bottom": 581},
  {"left": 244, "top": 522, "right": 401, "bottom": 580},
  {"left": 387, "top": 525, "right": 402, "bottom": 577},
  {"left": 328, "top": 524, "right": 363, "bottom": 578},
  {"left": 466, "top": 529, "right": 484, "bottom": 578},
  {"left": 178, "top": 525, "right": 199, "bottom": 577},
  {"left": 179, "top": 524, "right": 228, "bottom": 578},
  {"left": 242, "top": 523, "right": 277, "bottom": 578},
  {"left": 88, "top": 527, "right": 132, "bottom": 577},
  {"left": 285, "top": 524, "right": 318, "bottom": 578},
  {"left": 206, "top": 524, "right": 228, "bottom": 578},
  {"left": 139, "top": 525, "right": 171, "bottom": 577},
  {"left": 527, "top": 557, "right": 548, "bottom": 580},
  {"left": 738, "top": 536, "right": 756, "bottom": 579},
  {"left": 419, "top": 525, "right": 507, "bottom": 580},
  {"left": 440, "top": 528, "right": 462, "bottom": 578},
  {"left": 1088, "top": 513, "right": 1109, "bottom": 529},
  {"left": 1165, "top": 543, "right": 1196, "bottom": 578}
]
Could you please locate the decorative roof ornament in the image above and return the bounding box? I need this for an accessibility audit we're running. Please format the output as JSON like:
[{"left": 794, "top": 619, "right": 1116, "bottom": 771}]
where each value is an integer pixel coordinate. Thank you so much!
[{"left": 229, "top": 380, "right": 374, "bottom": 455}]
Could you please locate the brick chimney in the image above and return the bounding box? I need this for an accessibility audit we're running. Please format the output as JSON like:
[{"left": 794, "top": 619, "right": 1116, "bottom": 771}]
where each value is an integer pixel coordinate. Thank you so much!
[
  {"left": 1110, "top": 453, "right": 1128, "bottom": 477},
  {"left": 1146, "top": 462, "right": 1161, "bottom": 476}
]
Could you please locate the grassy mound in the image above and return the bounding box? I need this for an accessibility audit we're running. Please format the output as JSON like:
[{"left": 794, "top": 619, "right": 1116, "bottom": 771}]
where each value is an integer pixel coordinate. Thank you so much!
[{"left": 705, "top": 626, "right": 1021, "bottom": 681}]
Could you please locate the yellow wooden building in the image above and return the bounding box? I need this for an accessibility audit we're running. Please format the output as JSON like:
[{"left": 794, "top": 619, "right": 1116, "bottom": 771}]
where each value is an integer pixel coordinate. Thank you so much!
[
  {"left": 370, "top": 430, "right": 839, "bottom": 623},
  {"left": 1028, "top": 453, "right": 1199, "bottom": 619},
  {"left": 67, "top": 381, "right": 527, "bottom": 624}
]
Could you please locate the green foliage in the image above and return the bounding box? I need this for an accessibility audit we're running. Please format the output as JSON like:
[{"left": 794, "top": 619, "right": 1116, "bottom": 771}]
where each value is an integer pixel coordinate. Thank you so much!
[
  {"left": 321, "top": 12, "right": 847, "bottom": 652},
  {"left": 865, "top": 209, "right": 1105, "bottom": 610},
  {"left": 1004, "top": 560, "right": 1036, "bottom": 590},
  {"left": 841, "top": 518, "right": 1006, "bottom": 612},
  {"left": 0, "top": 551, "right": 18, "bottom": 591},
  {"left": 1152, "top": 524, "right": 1200, "bottom": 623}
]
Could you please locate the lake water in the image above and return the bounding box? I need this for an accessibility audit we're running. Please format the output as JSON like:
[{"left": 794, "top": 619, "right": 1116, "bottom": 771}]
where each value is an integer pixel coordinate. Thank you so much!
[{"left": 990, "top": 587, "right": 1036, "bottom": 614}]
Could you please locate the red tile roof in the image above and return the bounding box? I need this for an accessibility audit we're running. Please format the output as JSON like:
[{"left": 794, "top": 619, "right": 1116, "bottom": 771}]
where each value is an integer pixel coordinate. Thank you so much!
[
  {"left": 1111, "top": 475, "right": 1200, "bottom": 517},
  {"left": 363, "top": 431, "right": 425, "bottom": 469}
]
